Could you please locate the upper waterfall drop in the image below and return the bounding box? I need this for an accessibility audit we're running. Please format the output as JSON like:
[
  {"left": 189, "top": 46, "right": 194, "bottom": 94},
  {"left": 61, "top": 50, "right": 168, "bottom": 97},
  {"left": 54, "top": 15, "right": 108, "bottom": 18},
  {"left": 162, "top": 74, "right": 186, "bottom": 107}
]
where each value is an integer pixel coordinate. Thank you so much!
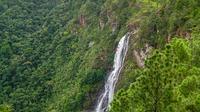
[{"left": 95, "top": 33, "right": 130, "bottom": 112}]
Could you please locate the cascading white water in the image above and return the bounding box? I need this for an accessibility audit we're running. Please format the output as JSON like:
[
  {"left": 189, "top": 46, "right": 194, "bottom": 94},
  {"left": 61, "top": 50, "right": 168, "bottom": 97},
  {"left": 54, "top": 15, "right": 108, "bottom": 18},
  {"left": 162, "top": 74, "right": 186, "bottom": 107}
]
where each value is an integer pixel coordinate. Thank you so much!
[{"left": 95, "top": 33, "right": 130, "bottom": 112}]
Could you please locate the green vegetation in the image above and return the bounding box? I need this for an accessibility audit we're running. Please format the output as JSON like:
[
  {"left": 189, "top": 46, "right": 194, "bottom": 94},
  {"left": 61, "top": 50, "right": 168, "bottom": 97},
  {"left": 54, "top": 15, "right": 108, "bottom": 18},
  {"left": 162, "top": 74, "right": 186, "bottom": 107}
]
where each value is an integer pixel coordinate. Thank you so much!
[
  {"left": 0, "top": 104, "right": 13, "bottom": 112},
  {"left": 110, "top": 37, "right": 200, "bottom": 112},
  {"left": 0, "top": 0, "right": 131, "bottom": 111},
  {"left": 110, "top": 0, "right": 200, "bottom": 112},
  {"left": 0, "top": 0, "right": 199, "bottom": 112}
]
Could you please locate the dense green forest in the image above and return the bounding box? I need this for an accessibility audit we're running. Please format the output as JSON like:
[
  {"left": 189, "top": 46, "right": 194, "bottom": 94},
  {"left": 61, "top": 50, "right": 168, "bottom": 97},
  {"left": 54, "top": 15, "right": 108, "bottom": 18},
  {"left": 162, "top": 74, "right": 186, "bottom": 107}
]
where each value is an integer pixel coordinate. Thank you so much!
[
  {"left": 110, "top": 0, "right": 200, "bottom": 112},
  {"left": 0, "top": 0, "right": 199, "bottom": 112}
]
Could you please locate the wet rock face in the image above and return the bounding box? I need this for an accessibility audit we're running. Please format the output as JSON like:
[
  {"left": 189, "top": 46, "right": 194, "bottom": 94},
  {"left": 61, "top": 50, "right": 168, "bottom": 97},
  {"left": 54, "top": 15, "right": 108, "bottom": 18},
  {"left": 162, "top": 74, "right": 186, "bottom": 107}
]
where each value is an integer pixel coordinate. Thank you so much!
[
  {"left": 128, "top": 23, "right": 140, "bottom": 32},
  {"left": 99, "top": 11, "right": 107, "bottom": 30},
  {"left": 111, "top": 21, "right": 118, "bottom": 33},
  {"left": 99, "top": 19, "right": 105, "bottom": 30},
  {"left": 176, "top": 28, "right": 191, "bottom": 40},
  {"left": 133, "top": 43, "right": 152, "bottom": 68},
  {"left": 79, "top": 15, "right": 86, "bottom": 27},
  {"left": 133, "top": 50, "right": 144, "bottom": 68},
  {"left": 106, "top": 10, "right": 112, "bottom": 22},
  {"left": 104, "top": 10, "right": 119, "bottom": 33}
]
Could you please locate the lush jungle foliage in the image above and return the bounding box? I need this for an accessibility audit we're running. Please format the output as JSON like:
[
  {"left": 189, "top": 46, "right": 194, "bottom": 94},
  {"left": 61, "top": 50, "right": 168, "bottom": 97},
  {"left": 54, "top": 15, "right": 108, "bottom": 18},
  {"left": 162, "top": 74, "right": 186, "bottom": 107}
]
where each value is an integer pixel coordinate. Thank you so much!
[
  {"left": 0, "top": 0, "right": 199, "bottom": 112},
  {"left": 110, "top": 0, "right": 200, "bottom": 112},
  {"left": 110, "top": 37, "right": 200, "bottom": 112},
  {"left": 0, "top": 0, "right": 127, "bottom": 112}
]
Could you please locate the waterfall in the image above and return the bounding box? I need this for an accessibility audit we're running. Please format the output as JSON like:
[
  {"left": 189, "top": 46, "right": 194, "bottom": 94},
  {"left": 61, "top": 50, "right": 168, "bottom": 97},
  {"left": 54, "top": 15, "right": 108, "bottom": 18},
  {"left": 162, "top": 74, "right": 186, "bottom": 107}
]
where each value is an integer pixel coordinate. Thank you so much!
[{"left": 95, "top": 33, "right": 130, "bottom": 112}]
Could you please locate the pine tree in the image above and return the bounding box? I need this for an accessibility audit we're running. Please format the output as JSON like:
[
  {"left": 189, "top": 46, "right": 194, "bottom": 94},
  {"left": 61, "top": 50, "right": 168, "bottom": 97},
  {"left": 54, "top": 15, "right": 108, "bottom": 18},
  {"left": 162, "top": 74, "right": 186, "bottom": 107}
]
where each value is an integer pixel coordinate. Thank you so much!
[{"left": 110, "top": 38, "right": 200, "bottom": 112}]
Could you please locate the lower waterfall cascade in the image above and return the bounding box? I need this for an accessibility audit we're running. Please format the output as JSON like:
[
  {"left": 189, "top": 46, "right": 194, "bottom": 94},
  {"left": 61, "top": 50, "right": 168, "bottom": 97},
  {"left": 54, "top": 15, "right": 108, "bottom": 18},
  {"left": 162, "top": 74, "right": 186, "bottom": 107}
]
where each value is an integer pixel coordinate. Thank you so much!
[{"left": 95, "top": 33, "right": 130, "bottom": 112}]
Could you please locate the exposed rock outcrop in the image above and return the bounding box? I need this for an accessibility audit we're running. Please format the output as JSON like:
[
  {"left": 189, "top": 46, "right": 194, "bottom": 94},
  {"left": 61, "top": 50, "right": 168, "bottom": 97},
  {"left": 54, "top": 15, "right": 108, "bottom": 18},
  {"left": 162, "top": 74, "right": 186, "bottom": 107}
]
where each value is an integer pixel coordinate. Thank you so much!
[
  {"left": 99, "top": 11, "right": 107, "bottom": 30},
  {"left": 111, "top": 20, "right": 118, "bottom": 33},
  {"left": 133, "top": 43, "right": 152, "bottom": 68},
  {"left": 79, "top": 14, "right": 86, "bottom": 27}
]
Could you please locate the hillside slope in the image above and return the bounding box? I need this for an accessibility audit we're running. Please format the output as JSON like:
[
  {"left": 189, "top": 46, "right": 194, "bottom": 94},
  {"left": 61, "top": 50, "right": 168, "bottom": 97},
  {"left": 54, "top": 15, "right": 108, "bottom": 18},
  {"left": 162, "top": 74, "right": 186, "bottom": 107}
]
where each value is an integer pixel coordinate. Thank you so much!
[{"left": 0, "top": 0, "right": 130, "bottom": 111}]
